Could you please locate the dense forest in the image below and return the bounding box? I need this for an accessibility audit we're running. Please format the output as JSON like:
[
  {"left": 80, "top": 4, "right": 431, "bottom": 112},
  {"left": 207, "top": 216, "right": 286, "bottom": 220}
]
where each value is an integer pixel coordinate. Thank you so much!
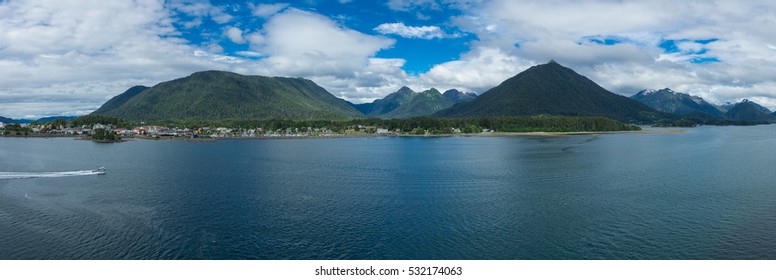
[
  {"left": 91, "top": 128, "right": 121, "bottom": 142},
  {"left": 435, "top": 61, "right": 663, "bottom": 123},
  {"left": 70, "top": 115, "right": 130, "bottom": 128},
  {"left": 10, "top": 114, "right": 645, "bottom": 136},
  {"left": 92, "top": 71, "right": 363, "bottom": 121},
  {"left": 1, "top": 123, "right": 31, "bottom": 135},
  {"left": 153, "top": 115, "right": 640, "bottom": 134}
]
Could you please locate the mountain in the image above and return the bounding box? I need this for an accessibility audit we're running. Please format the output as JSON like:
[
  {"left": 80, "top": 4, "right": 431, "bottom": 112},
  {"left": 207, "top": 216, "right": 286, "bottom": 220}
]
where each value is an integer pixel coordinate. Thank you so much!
[
  {"left": 631, "top": 88, "right": 725, "bottom": 118},
  {"left": 354, "top": 86, "right": 416, "bottom": 116},
  {"left": 92, "top": 86, "right": 149, "bottom": 115},
  {"left": 0, "top": 116, "right": 35, "bottom": 123},
  {"left": 720, "top": 102, "right": 735, "bottom": 112},
  {"left": 382, "top": 88, "right": 454, "bottom": 118},
  {"left": 35, "top": 116, "right": 78, "bottom": 122},
  {"left": 719, "top": 100, "right": 769, "bottom": 113},
  {"left": 442, "top": 89, "right": 477, "bottom": 103},
  {"left": 724, "top": 99, "right": 776, "bottom": 122},
  {"left": 435, "top": 61, "right": 662, "bottom": 122},
  {"left": 92, "top": 71, "right": 363, "bottom": 121},
  {"left": 353, "top": 86, "right": 455, "bottom": 118},
  {"left": 749, "top": 101, "right": 772, "bottom": 114},
  {"left": 348, "top": 101, "right": 374, "bottom": 116},
  {"left": 1, "top": 116, "right": 78, "bottom": 124}
]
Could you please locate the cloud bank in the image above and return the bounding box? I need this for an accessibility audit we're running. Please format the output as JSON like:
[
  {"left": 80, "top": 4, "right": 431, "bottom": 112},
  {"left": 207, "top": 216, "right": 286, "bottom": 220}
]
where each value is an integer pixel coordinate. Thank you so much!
[{"left": 2, "top": 0, "right": 776, "bottom": 118}]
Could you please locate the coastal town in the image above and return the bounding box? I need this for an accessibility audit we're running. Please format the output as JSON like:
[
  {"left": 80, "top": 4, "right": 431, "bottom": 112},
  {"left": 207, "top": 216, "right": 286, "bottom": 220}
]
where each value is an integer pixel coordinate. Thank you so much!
[
  {"left": 1, "top": 114, "right": 641, "bottom": 142},
  {"left": 1, "top": 117, "right": 502, "bottom": 142},
  {"left": 0, "top": 120, "right": 409, "bottom": 140}
]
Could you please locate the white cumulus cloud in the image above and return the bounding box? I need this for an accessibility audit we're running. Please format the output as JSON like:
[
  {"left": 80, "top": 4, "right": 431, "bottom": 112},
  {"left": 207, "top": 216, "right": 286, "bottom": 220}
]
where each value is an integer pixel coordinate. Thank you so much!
[
  {"left": 374, "top": 22, "right": 456, "bottom": 39},
  {"left": 435, "top": 0, "right": 776, "bottom": 108},
  {"left": 5, "top": 0, "right": 776, "bottom": 117},
  {"left": 419, "top": 47, "right": 533, "bottom": 93},
  {"left": 0, "top": 0, "right": 238, "bottom": 118},
  {"left": 249, "top": 9, "right": 395, "bottom": 79},
  {"left": 224, "top": 26, "right": 244, "bottom": 44},
  {"left": 249, "top": 3, "right": 289, "bottom": 18}
]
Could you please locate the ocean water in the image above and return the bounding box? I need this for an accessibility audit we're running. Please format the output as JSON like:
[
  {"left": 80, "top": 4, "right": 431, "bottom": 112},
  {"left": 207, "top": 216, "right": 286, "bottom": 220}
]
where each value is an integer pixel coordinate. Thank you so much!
[{"left": 1, "top": 126, "right": 776, "bottom": 259}]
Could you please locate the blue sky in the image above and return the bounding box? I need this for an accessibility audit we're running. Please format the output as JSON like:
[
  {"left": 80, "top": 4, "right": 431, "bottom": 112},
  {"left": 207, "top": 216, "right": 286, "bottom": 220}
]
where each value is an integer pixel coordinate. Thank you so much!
[
  {"left": 1, "top": 0, "right": 776, "bottom": 118},
  {"left": 172, "top": 0, "right": 474, "bottom": 74}
]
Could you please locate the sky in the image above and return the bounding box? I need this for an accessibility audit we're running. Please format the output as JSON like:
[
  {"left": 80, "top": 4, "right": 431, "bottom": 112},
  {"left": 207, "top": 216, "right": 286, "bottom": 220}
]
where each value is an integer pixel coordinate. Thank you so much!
[{"left": 2, "top": 0, "right": 776, "bottom": 119}]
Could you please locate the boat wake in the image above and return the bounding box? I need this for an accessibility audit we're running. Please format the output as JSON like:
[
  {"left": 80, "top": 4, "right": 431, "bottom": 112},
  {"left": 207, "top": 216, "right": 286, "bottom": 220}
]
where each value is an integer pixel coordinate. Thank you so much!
[{"left": 0, "top": 169, "right": 106, "bottom": 180}]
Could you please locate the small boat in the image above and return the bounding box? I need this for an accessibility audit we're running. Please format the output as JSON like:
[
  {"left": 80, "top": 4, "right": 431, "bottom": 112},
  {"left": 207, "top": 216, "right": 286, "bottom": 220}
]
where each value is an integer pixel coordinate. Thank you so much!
[{"left": 94, "top": 167, "right": 107, "bottom": 174}]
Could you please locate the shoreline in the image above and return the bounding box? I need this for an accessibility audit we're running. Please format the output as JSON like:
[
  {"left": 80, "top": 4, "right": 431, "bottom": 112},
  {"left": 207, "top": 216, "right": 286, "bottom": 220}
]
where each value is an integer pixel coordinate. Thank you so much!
[
  {"left": 130, "top": 133, "right": 381, "bottom": 142},
  {"left": 394, "top": 129, "right": 687, "bottom": 138},
  {"left": 0, "top": 129, "right": 687, "bottom": 142},
  {"left": 127, "top": 128, "right": 688, "bottom": 141},
  {"left": 482, "top": 129, "right": 687, "bottom": 137}
]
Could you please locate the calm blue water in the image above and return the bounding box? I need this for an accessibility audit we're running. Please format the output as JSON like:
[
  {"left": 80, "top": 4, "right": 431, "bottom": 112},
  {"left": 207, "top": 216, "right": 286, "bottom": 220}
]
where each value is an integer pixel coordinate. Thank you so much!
[{"left": 1, "top": 126, "right": 776, "bottom": 259}]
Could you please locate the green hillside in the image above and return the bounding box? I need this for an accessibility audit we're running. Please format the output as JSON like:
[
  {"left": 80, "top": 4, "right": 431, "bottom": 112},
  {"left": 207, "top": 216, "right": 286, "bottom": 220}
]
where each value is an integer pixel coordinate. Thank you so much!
[
  {"left": 442, "top": 89, "right": 477, "bottom": 103},
  {"left": 356, "top": 86, "right": 416, "bottom": 116},
  {"left": 382, "top": 88, "right": 454, "bottom": 118},
  {"left": 92, "top": 71, "right": 363, "bottom": 121},
  {"left": 435, "top": 61, "right": 662, "bottom": 123},
  {"left": 352, "top": 87, "right": 456, "bottom": 118},
  {"left": 92, "top": 85, "right": 149, "bottom": 115}
]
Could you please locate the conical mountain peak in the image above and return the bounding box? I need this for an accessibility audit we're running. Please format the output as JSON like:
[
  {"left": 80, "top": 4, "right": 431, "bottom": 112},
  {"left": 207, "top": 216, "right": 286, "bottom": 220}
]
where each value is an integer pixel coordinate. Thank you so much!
[
  {"left": 397, "top": 86, "right": 415, "bottom": 94},
  {"left": 435, "top": 62, "right": 660, "bottom": 122},
  {"left": 725, "top": 99, "right": 776, "bottom": 121},
  {"left": 425, "top": 88, "right": 441, "bottom": 94}
]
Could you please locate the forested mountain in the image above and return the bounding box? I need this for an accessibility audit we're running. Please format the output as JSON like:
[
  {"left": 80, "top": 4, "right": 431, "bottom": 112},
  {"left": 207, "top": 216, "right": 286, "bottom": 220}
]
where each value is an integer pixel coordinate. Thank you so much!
[
  {"left": 92, "top": 86, "right": 149, "bottom": 115},
  {"left": 92, "top": 71, "right": 363, "bottom": 121},
  {"left": 435, "top": 61, "right": 662, "bottom": 123},
  {"left": 0, "top": 116, "right": 69, "bottom": 123},
  {"left": 442, "top": 89, "right": 477, "bottom": 103},
  {"left": 352, "top": 86, "right": 416, "bottom": 116},
  {"left": 353, "top": 86, "right": 456, "bottom": 118},
  {"left": 631, "top": 88, "right": 725, "bottom": 118},
  {"left": 724, "top": 99, "right": 776, "bottom": 122},
  {"left": 381, "top": 88, "right": 454, "bottom": 118}
]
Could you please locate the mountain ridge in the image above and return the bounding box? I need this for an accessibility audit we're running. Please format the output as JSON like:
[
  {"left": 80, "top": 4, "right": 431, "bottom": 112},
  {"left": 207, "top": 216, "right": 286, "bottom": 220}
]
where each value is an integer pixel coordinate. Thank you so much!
[
  {"left": 92, "top": 86, "right": 149, "bottom": 116},
  {"left": 381, "top": 88, "right": 454, "bottom": 118},
  {"left": 725, "top": 99, "right": 776, "bottom": 122},
  {"left": 435, "top": 61, "right": 663, "bottom": 122},
  {"left": 630, "top": 88, "right": 725, "bottom": 118},
  {"left": 353, "top": 86, "right": 416, "bottom": 116},
  {"left": 0, "top": 116, "right": 76, "bottom": 123},
  {"left": 442, "top": 89, "right": 477, "bottom": 103},
  {"left": 92, "top": 71, "right": 363, "bottom": 121},
  {"left": 352, "top": 86, "right": 458, "bottom": 118}
]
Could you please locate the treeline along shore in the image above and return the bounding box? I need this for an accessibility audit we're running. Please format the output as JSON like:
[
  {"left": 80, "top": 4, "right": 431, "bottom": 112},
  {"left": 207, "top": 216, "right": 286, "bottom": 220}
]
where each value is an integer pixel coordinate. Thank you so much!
[{"left": 1, "top": 115, "right": 642, "bottom": 142}]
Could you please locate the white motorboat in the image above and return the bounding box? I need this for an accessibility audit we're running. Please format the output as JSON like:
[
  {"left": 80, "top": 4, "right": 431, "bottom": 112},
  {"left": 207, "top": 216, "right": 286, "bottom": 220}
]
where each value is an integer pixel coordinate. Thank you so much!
[{"left": 94, "top": 167, "right": 107, "bottom": 174}]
